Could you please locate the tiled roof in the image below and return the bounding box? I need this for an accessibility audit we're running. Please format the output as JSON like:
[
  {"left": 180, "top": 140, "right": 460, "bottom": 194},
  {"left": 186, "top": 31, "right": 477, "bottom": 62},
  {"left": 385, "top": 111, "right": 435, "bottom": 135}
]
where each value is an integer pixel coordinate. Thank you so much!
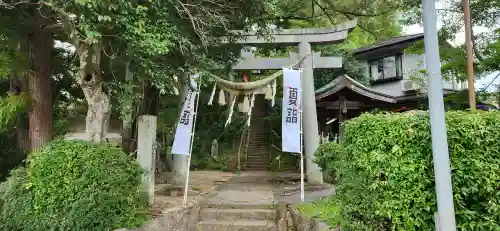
[
  {"left": 315, "top": 75, "right": 397, "bottom": 103},
  {"left": 353, "top": 33, "right": 424, "bottom": 54}
]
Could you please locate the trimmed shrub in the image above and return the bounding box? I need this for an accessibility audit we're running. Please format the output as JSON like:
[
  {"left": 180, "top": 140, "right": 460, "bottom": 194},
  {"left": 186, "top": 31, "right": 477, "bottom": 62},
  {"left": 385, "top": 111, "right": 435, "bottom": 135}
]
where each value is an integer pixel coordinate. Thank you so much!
[
  {"left": 315, "top": 142, "right": 343, "bottom": 181},
  {"left": 0, "top": 168, "right": 47, "bottom": 231},
  {"left": 331, "top": 111, "right": 500, "bottom": 230},
  {"left": 0, "top": 140, "right": 148, "bottom": 231}
]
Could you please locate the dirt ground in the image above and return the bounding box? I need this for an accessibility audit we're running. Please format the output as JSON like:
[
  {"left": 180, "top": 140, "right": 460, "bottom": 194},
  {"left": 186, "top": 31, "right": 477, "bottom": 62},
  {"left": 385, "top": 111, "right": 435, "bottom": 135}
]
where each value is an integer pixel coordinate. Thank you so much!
[{"left": 150, "top": 171, "right": 235, "bottom": 216}]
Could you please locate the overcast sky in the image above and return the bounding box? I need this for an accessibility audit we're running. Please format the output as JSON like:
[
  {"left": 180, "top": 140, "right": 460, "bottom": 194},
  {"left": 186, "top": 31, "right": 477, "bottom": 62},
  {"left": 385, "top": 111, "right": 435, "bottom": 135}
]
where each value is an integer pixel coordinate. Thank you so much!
[{"left": 402, "top": 1, "right": 499, "bottom": 91}]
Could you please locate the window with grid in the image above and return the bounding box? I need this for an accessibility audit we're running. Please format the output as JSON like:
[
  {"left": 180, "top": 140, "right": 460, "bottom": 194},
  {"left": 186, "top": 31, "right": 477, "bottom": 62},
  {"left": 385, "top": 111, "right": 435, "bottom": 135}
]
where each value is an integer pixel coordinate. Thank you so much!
[{"left": 368, "top": 55, "right": 403, "bottom": 81}]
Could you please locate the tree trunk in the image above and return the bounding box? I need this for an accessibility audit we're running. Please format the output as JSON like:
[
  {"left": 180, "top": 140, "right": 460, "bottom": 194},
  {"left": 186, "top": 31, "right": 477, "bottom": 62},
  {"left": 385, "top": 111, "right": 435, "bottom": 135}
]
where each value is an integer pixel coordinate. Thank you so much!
[
  {"left": 11, "top": 70, "right": 30, "bottom": 153},
  {"left": 172, "top": 75, "right": 189, "bottom": 187},
  {"left": 77, "top": 44, "right": 111, "bottom": 143},
  {"left": 16, "top": 116, "right": 30, "bottom": 153},
  {"left": 121, "top": 59, "right": 135, "bottom": 153},
  {"left": 84, "top": 87, "right": 110, "bottom": 143},
  {"left": 28, "top": 12, "right": 53, "bottom": 150},
  {"left": 126, "top": 79, "right": 160, "bottom": 156}
]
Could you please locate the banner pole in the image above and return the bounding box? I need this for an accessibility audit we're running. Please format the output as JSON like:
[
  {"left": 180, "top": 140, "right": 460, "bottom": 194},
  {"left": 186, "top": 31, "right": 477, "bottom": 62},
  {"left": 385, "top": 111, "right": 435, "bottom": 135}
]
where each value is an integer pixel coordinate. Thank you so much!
[
  {"left": 300, "top": 69, "right": 305, "bottom": 203},
  {"left": 183, "top": 77, "right": 202, "bottom": 206}
]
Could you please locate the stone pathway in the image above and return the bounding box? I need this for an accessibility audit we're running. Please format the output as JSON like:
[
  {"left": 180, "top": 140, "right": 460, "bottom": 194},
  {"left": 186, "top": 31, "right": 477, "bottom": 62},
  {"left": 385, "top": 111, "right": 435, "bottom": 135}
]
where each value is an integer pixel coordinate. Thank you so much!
[
  {"left": 196, "top": 171, "right": 335, "bottom": 231},
  {"left": 205, "top": 171, "right": 276, "bottom": 206},
  {"left": 198, "top": 172, "right": 277, "bottom": 231}
]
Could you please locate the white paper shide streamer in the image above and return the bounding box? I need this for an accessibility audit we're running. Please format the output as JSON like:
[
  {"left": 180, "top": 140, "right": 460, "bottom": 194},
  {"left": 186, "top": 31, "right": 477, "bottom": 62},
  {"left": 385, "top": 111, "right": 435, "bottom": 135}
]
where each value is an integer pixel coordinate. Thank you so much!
[{"left": 281, "top": 68, "right": 302, "bottom": 153}]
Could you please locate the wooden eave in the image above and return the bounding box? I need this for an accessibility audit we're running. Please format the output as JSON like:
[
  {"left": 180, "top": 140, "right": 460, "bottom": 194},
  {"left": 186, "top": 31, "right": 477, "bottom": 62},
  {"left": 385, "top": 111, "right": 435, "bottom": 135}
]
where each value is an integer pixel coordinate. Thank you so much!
[{"left": 315, "top": 75, "right": 397, "bottom": 103}]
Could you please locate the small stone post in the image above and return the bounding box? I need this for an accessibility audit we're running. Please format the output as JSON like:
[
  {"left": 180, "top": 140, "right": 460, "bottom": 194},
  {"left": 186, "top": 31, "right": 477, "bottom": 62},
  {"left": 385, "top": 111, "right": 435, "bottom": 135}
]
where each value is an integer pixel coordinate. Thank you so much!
[{"left": 137, "top": 115, "right": 157, "bottom": 205}]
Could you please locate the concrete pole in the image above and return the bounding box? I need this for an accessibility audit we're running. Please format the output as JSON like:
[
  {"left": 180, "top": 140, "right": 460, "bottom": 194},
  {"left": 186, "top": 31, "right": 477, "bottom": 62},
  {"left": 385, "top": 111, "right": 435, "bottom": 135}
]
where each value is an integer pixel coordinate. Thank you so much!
[
  {"left": 298, "top": 41, "right": 323, "bottom": 185},
  {"left": 421, "top": 0, "right": 457, "bottom": 230},
  {"left": 137, "top": 115, "right": 157, "bottom": 205}
]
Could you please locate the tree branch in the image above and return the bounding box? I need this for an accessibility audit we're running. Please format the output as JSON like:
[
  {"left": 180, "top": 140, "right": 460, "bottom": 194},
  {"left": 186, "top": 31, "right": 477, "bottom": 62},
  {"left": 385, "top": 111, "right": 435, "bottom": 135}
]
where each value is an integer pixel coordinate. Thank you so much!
[
  {"left": 40, "top": 2, "right": 81, "bottom": 49},
  {"left": 312, "top": 0, "right": 379, "bottom": 36},
  {"left": 0, "top": 0, "right": 33, "bottom": 9},
  {"left": 311, "top": 0, "right": 335, "bottom": 24},
  {"left": 314, "top": 0, "right": 398, "bottom": 18},
  {"left": 169, "top": 0, "right": 233, "bottom": 46},
  {"left": 470, "top": 23, "right": 485, "bottom": 62}
]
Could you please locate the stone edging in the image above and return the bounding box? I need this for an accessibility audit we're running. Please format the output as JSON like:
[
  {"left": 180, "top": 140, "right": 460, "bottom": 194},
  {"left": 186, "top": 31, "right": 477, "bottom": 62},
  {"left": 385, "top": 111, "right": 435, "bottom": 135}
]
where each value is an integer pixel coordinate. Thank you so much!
[
  {"left": 114, "top": 174, "right": 235, "bottom": 231},
  {"left": 275, "top": 203, "right": 340, "bottom": 231},
  {"left": 114, "top": 204, "right": 200, "bottom": 231}
]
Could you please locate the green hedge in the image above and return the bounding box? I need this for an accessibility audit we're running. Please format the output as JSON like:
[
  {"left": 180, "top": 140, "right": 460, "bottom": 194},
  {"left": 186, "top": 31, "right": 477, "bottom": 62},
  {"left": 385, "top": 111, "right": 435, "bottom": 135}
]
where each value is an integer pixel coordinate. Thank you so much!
[
  {"left": 314, "top": 142, "right": 343, "bottom": 182},
  {"left": 322, "top": 111, "right": 500, "bottom": 230},
  {"left": 0, "top": 140, "right": 148, "bottom": 231}
]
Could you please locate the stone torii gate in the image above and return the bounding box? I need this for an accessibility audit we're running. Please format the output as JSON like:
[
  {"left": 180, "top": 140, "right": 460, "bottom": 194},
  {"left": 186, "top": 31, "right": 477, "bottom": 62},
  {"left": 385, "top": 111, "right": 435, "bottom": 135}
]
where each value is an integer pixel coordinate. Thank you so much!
[{"left": 225, "top": 20, "right": 357, "bottom": 184}]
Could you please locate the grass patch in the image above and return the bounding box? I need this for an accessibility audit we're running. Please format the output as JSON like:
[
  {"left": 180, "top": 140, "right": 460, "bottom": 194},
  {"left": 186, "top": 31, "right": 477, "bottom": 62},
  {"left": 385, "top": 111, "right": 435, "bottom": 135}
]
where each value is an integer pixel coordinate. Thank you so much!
[{"left": 297, "top": 197, "right": 341, "bottom": 225}]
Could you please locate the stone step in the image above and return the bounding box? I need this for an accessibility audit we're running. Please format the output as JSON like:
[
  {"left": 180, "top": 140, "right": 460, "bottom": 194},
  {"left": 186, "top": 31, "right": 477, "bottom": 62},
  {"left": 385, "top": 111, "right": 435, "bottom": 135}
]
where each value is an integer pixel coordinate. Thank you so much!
[
  {"left": 246, "top": 168, "right": 269, "bottom": 171},
  {"left": 246, "top": 156, "right": 268, "bottom": 159},
  {"left": 246, "top": 163, "right": 269, "bottom": 166},
  {"left": 246, "top": 164, "right": 269, "bottom": 167},
  {"left": 246, "top": 165, "right": 269, "bottom": 169},
  {"left": 204, "top": 203, "right": 275, "bottom": 209},
  {"left": 245, "top": 160, "right": 268, "bottom": 163},
  {"left": 200, "top": 208, "right": 275, "bottom": 221},
  {"left": 197, "top": 220, "right": 276, "bottom": 231}
]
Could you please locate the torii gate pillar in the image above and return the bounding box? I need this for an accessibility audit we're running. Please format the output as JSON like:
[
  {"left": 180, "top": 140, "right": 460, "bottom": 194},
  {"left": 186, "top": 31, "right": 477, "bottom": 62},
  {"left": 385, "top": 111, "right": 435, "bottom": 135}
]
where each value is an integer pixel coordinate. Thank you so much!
[
  {"left": 225, "top": 20, "right": 357, "bottom": 184},
  {"left": 298, "top": 41, "right": 323, "bottom": 184}
]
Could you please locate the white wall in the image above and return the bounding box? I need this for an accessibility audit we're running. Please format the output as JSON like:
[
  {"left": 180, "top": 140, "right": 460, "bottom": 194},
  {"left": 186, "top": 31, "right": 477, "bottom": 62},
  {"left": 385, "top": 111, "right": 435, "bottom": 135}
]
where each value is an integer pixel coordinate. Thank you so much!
[{"left": 359, "top": 52, "right": 464, "bottom": 97}]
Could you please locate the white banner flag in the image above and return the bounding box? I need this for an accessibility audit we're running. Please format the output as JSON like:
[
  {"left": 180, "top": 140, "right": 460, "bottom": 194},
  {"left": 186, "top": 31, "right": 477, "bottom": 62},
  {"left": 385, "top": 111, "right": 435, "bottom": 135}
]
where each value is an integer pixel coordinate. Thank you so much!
[
  {"left": 282, "top": 68, "right": 302, "bottom": 153},
  {"left": 172, "top": 91, "right": 197, "bottom": 155},
  {"left": 172, "top": 74, "right": 199, "bottom": 155}
]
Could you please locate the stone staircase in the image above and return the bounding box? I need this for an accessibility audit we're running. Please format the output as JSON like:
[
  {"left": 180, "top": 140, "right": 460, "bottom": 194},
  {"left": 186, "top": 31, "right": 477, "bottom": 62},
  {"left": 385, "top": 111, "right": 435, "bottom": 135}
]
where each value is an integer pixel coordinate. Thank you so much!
[
  {"left": 197, "top": 204, "right": 277, "bottom": 231},
  {"left": 245, "top": 94, "right": 271, "bottom": 171}
]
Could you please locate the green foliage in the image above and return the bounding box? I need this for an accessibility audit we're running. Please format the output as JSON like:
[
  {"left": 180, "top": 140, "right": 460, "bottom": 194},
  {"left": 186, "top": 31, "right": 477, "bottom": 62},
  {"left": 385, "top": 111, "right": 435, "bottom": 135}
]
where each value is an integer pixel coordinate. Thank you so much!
[
  {"left": 0, "top": 93, "right": 29, "bottom": 131},
  {"left": 192, "top": 152, "right": 233, "bottom": 172},
  {"left": 0, "top": 140, "right": 148, "bottom": 231},
  {"left": 314, "top": 142, "right": 343, "bottom": 182},
  {"left": 266, "top": 0, "right": 406, "bottom": 87},
  {"left": 298, "top": 198, "right": 342, "bottom": 226},
  {"left": 0, "top": 131, "right": 25, "bottom": 182},
  {"left": 0, "top": 167, "right": 42, "bottom": 231},
  {"left": 403, "top": 0, "right": 500, "bottom": 76},
  {"left": 189, "top": 89, "right": 247, "bottom": 170},
  {"left": 325, "top": 111, "right": 500, "bottom": 230}
]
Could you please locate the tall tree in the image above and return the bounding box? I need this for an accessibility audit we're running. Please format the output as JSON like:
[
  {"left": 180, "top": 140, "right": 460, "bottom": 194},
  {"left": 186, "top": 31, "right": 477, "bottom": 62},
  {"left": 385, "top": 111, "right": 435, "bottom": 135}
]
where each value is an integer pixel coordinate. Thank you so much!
[
  {"left": 27, "top": 8, "right": 54, "bottom": 150},
  {"left": 403, "top": 0, "right": 500, "bottom": 79},
  {"left": 0, "top": 3, "right": 54, "bottom": 151},
  {"left": 260, "top": 0, "right": 405, "bottom": 86}
]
